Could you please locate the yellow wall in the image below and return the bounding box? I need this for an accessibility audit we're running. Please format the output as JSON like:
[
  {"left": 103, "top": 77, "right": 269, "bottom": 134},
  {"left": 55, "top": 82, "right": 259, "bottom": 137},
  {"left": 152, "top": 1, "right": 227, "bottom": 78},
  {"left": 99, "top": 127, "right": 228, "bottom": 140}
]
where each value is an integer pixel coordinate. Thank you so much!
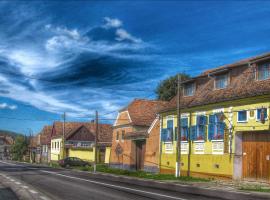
[
  {"left": 160, "top": 95, "right": 270, "bottom": 177},
  {"left": 50, "top": 138, "right": 62, "bottom": 161},
  {"left": 68, "top": 148, "right": 95, "bottom": 162},
  {"left": 105, "top": 147, "right": 111, "bottom": 164}
]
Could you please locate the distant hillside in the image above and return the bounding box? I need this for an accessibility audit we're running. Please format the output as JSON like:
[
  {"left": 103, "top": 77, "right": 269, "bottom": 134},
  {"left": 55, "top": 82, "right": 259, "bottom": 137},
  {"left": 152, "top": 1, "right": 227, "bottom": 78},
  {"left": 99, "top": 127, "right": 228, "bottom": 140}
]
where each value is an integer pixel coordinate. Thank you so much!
[{"left": 0, "top": 130, "right": 23, "bottom": 139}]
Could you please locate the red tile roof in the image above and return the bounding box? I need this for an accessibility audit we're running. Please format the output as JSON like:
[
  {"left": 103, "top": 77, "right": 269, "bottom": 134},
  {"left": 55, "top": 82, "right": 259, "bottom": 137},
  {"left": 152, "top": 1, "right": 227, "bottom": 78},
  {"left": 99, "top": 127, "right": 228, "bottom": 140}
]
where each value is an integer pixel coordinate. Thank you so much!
[
  {"left": 51, "top": 122, "right": 112, "bottom": 144},
  {"left": 122, "top": 99, "right": 168, "bottom": 126},
  {"left": 40, "top": 125, "right": 52, "bottom": 145},
  {"left": 161, "top": 52, "right": 270, "bottom": 112}
]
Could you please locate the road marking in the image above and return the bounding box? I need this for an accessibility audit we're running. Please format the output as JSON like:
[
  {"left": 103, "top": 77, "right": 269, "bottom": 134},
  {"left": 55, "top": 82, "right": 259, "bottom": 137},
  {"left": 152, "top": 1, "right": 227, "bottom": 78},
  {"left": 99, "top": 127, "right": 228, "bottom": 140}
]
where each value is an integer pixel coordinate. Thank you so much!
[
  {"left": 40, "top": 196, "right": 49, "bottom": 200},
  {"left": 15, "top": 182, "right": 21, "bottom": 185},
  {"left": 0, "top": 161, "right": 19, "bottom": 166},
  {"left": 22, "top": 186, "right": 29, "bottom": 189},
  {"left": 41, "top": 170, "right": 187, "bottom": 200},
  {"left": 29, "top": 189, "right": 38, "bottom": 194}
]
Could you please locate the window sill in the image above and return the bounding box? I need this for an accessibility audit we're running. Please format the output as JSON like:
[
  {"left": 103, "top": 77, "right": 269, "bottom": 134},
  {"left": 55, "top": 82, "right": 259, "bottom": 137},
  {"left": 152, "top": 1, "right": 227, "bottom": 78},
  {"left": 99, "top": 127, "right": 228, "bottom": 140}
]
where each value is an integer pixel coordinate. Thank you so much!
[
  {"left": 211, "top": 139, "right": 224, "bottom": 142},
  {"left": 237, "top": 121, "right": 248, "bottom": 123},
  {"left": 193, "top": 140, "right": 205, "bottom": 143}
]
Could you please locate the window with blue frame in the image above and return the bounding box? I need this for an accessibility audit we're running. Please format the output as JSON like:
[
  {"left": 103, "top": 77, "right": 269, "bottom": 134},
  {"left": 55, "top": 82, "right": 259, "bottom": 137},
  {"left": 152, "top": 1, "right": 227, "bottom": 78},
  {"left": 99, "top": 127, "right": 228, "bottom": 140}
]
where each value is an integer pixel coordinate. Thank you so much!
[
  {"left": 258, "top": 63, "right": 270, "bottom": 80},
  {"left": 181, "top": 118, "right": 189, "bottom": 141},
  {"left": 190, "top": 115, "right": 207, "bottom": 141},
  {"left": 237, "top": 110, "right": 247, "bottom": 122},
  {"left": 161, "top": 119, "right": 174, "bottom": 142},
  {"left": 256, "top": 108, "right": 268, "bottom": 121},
  {"left": 208, "top": 113, "right": 226, "bottom": 140},
  {"left": 215, "top": 74, "right": 228, "bottom": 89}
]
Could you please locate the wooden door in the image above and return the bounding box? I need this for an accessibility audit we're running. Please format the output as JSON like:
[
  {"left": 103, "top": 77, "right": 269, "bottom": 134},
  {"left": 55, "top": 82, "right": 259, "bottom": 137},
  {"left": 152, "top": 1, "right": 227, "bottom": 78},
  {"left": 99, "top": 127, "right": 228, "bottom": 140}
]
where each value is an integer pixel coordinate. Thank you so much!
[
  {"left": 242, "top": 132, "right": 270, "bottom": 182},
  {"left": 135, "top": 140, "right": 146, "bottom": 170}
]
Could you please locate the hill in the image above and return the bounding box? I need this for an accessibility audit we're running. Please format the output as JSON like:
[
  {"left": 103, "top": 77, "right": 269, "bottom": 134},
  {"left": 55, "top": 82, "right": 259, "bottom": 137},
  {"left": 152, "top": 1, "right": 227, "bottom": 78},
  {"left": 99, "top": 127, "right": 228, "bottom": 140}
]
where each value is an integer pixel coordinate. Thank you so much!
[{"left": 0, "top": 130, "right": 23, "bottom": 139}]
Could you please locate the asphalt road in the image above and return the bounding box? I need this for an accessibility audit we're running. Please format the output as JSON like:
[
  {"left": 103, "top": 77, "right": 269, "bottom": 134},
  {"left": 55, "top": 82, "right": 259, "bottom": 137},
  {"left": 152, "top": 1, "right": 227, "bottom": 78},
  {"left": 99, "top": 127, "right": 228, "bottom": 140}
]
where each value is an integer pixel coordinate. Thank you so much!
[{"left": 0, "top": 161, "right": 224, "bottom": 200}]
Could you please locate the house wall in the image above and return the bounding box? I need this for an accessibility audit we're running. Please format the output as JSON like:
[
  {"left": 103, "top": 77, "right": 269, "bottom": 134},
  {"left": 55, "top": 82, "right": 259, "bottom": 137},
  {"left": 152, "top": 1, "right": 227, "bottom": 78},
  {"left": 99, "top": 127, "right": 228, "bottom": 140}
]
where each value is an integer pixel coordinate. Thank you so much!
[
  {"left": 144, "top": 119, "right": 160, "bottom": 173},
  {"left": 105, "top": 147, "right": 111, "bottom": 164},
  {"left": 68, "top": 148, "right": 95, "bottom": 162},
  {"left": 110, "top": 126, "right": 136, "bottom": 170},
  {"left": 160, "top": 95, "right": 270, "bottom": 179},
  {"left": 51, "top": 138, "right": 62, "bottom": 161}
]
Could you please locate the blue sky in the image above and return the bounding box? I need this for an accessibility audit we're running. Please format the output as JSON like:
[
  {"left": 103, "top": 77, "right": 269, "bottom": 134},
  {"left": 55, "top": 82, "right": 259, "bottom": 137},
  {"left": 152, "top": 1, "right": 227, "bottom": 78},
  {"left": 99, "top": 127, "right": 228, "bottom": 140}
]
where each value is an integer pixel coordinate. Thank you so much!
[{"left": 0, "top": 1, "right": 270, "bottom": 134}]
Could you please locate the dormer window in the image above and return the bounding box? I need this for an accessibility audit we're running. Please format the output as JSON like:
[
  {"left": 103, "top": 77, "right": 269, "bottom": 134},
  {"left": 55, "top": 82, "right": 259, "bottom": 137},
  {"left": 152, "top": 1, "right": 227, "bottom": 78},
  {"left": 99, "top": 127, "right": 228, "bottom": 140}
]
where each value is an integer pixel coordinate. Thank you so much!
[
  {"left": 183, "top": 83, "right": 195, "bottom": 96},
  {"left": 215, "top": 74, "right": 228, "bottom": 89},
  {"left": 257, "top": 63, "right": 270, "bottom": 80}
]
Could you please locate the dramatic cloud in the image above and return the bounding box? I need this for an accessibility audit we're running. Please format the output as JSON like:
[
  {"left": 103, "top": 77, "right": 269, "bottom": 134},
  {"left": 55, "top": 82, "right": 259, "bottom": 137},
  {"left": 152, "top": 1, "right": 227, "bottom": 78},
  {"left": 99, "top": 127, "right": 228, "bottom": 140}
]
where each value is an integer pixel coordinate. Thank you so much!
[
  {"left": 0, "top": 4, "right": 159, "bottom": 118},
  {"left": 0, "top": 103, "right": 17, "bottom": 110},
  {"left": 103, "top": 17, "right": 123, "bottom": 28}
]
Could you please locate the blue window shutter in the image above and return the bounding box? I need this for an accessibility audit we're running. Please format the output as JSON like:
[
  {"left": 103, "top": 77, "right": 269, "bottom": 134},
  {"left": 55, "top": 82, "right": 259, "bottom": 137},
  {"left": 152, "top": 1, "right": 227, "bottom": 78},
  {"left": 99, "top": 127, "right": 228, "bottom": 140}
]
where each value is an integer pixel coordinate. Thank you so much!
[
  {"left": 202, "top": 115, "right": 207, "bottom": 125},
  {"left": 181, "top": 118, "right": 188, "bottom": 127},
  {"left": 190, "top": 126, "right": 197, "bottom": 140},
  {"left": 208, "top": 124, "right": 215, "bottom": 141},
  {"left": 167, "top": 128, "right": 173, "bottom": 141},
  {"left": 209, "top": 114, "right": 215, "bottom": 124},
  {"left": 167, "top": 120, "right": 173, "bottom": 128},
  {"left": 161, "top": 129, "right": 167, "bottom": 141}
]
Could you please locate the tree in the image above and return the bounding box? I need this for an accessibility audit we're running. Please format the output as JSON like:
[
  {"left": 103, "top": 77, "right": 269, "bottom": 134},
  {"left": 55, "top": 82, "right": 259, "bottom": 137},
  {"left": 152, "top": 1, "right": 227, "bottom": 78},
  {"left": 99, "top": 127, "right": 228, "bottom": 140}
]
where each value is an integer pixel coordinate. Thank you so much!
[
  {"left": 11, "top": 135, "right": 28, "bottom": 161},
  {"left": 155, "top": 73, "right": 190, "bottom": 101}
]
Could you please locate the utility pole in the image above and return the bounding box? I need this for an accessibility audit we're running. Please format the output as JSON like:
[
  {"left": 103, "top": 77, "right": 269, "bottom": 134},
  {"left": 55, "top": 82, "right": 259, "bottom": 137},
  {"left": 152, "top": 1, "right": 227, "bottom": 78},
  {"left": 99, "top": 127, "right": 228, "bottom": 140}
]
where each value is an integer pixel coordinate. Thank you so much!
[
  {"left": 187, "top": 111, "right": 192, "bottom": 177},
  {"left": 176, "top": 74, "right": 182, "bottom": 177},
  {"left": 62, "top": 112, "right": 66, "bottom": 159},
  {"left": 94, "top": 111, "right": 98, "bottom": 173}
]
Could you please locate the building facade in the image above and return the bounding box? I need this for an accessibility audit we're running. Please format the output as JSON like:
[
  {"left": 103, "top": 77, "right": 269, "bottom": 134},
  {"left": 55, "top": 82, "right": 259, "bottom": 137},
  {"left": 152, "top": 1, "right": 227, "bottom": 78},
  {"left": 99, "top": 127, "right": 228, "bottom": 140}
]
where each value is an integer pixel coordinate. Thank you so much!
[
  {"left": 110, "top": 99, "right": 167, "bottom": 172},
  {"left": 160, "top": 53, "right": 270, "bottom": 182},
  {"left": 50, "top": 121, "right": 112, "bottom": 163}
]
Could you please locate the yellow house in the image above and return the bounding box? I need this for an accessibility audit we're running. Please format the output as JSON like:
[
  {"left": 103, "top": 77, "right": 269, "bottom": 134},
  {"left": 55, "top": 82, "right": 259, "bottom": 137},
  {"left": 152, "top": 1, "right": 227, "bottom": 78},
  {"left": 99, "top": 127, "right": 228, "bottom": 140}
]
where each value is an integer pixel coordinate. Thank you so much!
[
  {"left": 160, "top": 52, "right": 270, "bottom": 182},
  {"left": 50, "top": 121, "right": 112, "bottom": 164}
]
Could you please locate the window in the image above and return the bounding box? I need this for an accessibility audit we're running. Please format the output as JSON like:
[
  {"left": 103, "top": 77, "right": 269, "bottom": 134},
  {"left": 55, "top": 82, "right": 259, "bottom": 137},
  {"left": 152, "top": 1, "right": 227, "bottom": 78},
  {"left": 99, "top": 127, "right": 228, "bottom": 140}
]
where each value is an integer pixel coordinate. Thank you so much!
[
  {"left": 215, "top": 74, "right": 228, "bottom": 89},
  {"left": 190, "top": 115, "right": 207, "bottom": 141},
  {"left": 258, "top": 63, "right": 270, "bottom": 80},
  {"left": 208, "top": 113, "right": 226, "bottom": 140},
  {"left": 116, "top": 131, "right": 119, "bottom": 141},
  {"left": 121, "top": 130, "right": 125, "bottom": 142},
  {"left": 257, "top": 108, "right": 268, "bottom": 121},
  {"left": 183, "top": 83, "right": 195, "bottom": 96},
  {"left": 180, "top": 118, "right": 189, "bottom": 141},
  {"left": 237, "top": 110, "right": 247, "bottom": 122}
]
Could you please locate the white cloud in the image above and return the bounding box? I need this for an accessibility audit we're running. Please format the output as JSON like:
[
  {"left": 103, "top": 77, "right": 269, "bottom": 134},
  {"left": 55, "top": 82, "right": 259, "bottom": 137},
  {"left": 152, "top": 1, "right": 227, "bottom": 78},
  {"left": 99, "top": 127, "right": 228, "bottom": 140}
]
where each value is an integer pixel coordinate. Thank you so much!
[
  {"left": 115, "top": 28, "right": 142, "bottom": 43},
  {"left": 0, "top": 103, "right": 17, "bottom": 110},
  {"left": 103, "top": 17, "right": 122, "bottom": 28}
]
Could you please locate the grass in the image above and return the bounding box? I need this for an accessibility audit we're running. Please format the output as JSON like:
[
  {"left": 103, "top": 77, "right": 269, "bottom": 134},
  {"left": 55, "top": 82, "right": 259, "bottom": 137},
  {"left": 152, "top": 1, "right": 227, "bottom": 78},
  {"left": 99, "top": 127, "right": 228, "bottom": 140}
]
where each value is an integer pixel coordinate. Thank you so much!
[
  {"left": 75, "top": 164, "right": 211, "bottom": 182},
  {"left": 239, "top": 185, "right": 270, "bottom": 193}
]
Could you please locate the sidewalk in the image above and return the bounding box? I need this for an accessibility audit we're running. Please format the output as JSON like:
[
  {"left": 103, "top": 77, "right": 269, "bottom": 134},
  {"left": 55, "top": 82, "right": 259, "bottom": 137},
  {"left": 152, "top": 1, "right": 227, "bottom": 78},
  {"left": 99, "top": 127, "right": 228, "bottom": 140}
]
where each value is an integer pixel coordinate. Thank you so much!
[{"left": 0, "top": 181, "right": 18, "bottom": 200}]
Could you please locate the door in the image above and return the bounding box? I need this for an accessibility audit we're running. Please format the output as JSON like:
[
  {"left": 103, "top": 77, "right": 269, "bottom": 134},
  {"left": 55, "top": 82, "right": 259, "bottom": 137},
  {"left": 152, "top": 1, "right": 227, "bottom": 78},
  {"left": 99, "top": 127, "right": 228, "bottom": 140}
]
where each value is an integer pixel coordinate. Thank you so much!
[
  {"left": 99, "top": 148, "right": 106, "bottom": 164},
  {"left": 242, "top": 132, "right": 270, "bottom": 182},
  {"left": 135, "top": 140, "right": 146, "bottom": 171}
]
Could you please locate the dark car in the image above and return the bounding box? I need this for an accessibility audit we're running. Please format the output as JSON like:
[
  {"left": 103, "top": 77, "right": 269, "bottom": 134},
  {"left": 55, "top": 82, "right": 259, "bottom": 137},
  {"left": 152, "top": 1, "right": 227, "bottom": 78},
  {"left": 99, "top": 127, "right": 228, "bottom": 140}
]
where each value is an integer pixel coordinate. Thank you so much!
[{"left": 58, "top": 157, "right": 90, "bottom": 168}]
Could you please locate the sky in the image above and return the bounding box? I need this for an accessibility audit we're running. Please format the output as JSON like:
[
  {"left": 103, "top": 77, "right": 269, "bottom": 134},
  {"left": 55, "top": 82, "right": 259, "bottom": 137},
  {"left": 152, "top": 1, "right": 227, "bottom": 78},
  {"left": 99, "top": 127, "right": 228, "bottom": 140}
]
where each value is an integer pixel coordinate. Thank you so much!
[{"left": 0, "top": 0, "right": 270, "bottom": 134}]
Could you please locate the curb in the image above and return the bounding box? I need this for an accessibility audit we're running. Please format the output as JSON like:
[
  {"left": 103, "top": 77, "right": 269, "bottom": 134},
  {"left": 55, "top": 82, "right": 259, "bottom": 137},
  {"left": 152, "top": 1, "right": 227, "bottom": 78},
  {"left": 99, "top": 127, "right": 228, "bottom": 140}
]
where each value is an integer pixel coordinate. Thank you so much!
[{"left": 73, "top": 170, "right": 270, "bottom": 200}]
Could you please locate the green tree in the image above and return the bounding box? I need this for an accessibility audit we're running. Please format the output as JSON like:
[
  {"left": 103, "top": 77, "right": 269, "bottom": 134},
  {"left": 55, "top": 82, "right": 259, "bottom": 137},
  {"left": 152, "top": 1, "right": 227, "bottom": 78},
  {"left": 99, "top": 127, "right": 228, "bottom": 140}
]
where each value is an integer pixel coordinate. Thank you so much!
[
  {"left": 155, "top": 73, "right": 190, "bottom": 101},
  {"left": 11, "top": 135, "right": 28, "bottom": 161}
]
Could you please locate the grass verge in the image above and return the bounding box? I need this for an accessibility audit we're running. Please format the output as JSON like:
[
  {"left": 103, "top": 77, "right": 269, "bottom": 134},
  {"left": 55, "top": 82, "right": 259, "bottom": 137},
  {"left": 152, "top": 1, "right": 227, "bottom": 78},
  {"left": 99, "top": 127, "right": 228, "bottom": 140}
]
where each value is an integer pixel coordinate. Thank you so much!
[
  {"left": 75, "top": 164, "right": 211, "bottom": 182},
  {"left": 239, "top": 185, "right": 270, "bottom": 193}
]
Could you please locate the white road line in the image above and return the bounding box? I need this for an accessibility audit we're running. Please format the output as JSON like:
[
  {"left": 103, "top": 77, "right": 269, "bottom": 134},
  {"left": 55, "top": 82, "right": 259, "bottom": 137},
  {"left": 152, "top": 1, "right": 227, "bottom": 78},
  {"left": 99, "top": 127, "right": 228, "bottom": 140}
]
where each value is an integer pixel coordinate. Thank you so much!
[
  {"left": 15, "top": 182, "right": 21, "bottom": 185},
  {"left": 0, "top": 161, "right": 19, "bottom": 166},
  {"left": 22, "top": 186, "right": 29, "bottom": 189},
  {"left": 41, "top": 170, "right": 186, "bottom": 200},
  {"left": 40, "top": 196, "right": 49, "bottom": 200},
  {"left": 29, "top": 189, "right": 38, "bottom": 194}
]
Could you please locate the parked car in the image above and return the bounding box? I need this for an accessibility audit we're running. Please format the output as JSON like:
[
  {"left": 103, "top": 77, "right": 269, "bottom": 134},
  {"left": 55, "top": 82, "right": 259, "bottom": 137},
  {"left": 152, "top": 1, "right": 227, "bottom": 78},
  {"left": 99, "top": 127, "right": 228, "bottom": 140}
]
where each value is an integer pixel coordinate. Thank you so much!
[{"left": 58, "top": 157, "right": 90, "bottom": 168}]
